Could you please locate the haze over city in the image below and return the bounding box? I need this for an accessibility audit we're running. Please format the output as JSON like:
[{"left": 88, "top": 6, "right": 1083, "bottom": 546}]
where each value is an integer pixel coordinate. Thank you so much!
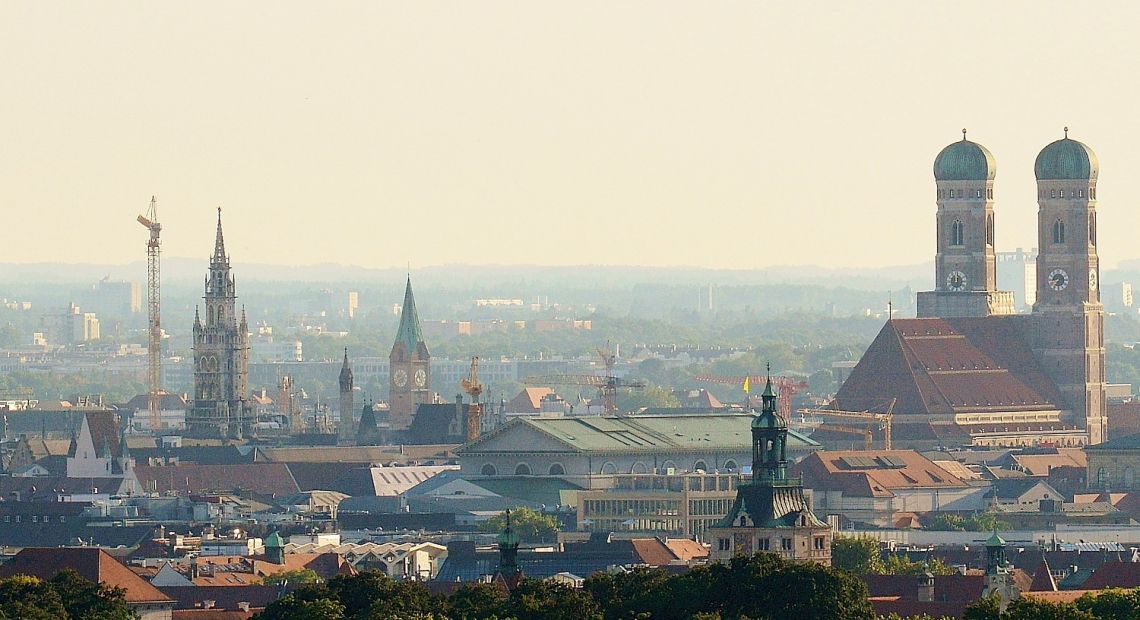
[{"left": 4, "top": 2, "right": 1140, "bottom": 269}]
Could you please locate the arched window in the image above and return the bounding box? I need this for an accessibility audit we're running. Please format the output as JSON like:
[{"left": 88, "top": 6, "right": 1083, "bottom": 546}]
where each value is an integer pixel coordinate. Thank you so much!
[
  {"left": 548, "top": 463, "right": 565, "bottom": 476},
  {"left": 1097, "top": 467, "right": 1109, "bottom": 488},
  {"left": 1090, "top": 213, "right": 1097, "bottom": 245},
  {"left": 1053, "top": 218, "right": 1065, "bottom": 244},
  {"left": 480, "top": 463, "right": 497, "bottom": 476},
  {"left": 693, "top": 460, "right": 708, "bottom": 472},
  {"left": 950, "top": 220, "right": 965, "bottom": 246},
  {"left": 600, "top": 462, "right": 617, "bottom": 475},
  {"left": 723, "top": 460, "right": 739, "bottom": 471},
  {"left": 514, "top": 463, "right": 531, "bottom": 476},
  {"left": 662, "top": 460, "right": 677, "bottom": 472},
  {"left": 630, "top": 462, "right": 648, "bottom": 474},
  {"left": 986, "top": 214, "right": 994, "bottom": 247}
]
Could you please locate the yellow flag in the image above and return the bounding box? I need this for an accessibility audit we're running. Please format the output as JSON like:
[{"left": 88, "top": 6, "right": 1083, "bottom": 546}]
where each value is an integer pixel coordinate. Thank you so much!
[{"left": 742, "top": 376, "right": 751, "bottom": 393}]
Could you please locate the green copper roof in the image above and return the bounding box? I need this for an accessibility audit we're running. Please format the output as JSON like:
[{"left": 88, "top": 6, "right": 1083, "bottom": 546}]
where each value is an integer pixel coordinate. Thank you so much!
[
  {"left": 1035, "top": 135, "right": 1098, "bottom": 180},
  {"left": 985, "top": 531, "right": 1006, "bottom": 547},
  {"left": 393, "top": 277, "right": 428, "bottom": 356},
  {"left": 264, "top": 531, "right": 283, "bottom": 548},
  {"left": 934, "top": 135, "right": 996, "bottom": 181}
]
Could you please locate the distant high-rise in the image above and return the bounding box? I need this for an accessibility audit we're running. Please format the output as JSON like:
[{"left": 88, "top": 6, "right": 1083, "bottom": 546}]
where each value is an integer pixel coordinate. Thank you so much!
[
  {"left": 189, "top": 209, "right": 250, "bottom": 438},
  {"left": 389, "top": 277, "right": 431, "bottom": 430}
]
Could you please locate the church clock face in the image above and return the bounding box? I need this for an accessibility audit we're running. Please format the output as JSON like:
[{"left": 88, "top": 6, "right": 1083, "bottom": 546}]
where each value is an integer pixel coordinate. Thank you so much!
[
  {"left": 1049, "top": 268, "right": 1069, "bottom": 291},
  {"left": 1089, "top": 269, "right": 1098, "bottom": 291},
  {"left": 946, "top": 270, "right": 967, "bottom": 292},
  {"left": 393, "top": 368, "right": 408, "bottom": 388},
  {"left": 414, "top": 368, "right": 427, "bottom": 388}
]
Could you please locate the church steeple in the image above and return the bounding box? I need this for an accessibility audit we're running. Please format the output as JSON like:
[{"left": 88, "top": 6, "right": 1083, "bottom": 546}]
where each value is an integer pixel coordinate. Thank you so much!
[
  {"left": 393, "top": 277, "right": 427, "bottom": 358},
  {"left": 212, "top": 207, "right": 228, "bottom": 267},
  {"left": 496, "top": 509, "right": 522, "bottom": 589},
  {"left": 752, "top": 368, "right": 789, "bottom": 482}
]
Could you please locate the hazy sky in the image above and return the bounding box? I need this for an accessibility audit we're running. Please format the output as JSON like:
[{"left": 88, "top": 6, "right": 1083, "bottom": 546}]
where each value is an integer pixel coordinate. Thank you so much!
[{"left": 3, "top": 2, "right": 1140, "bottom": 270}]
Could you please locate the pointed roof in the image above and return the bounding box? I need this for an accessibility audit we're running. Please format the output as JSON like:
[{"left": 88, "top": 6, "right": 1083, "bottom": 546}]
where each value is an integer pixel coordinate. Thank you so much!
[
  {"left": 836, "top": 318, "right": 1063, "bottom": 415},
  {"left": 1028, "top": 559, "right": 1058, "bottom": 592},
  {"left": 340, "top": 348, "right": 353, "bottom": 385},
  {"left": 393, "top": 277, "right": 427, "bottom": 356},
  {"left": 211, "top": 207, "right": 227, "bottom": 266}
]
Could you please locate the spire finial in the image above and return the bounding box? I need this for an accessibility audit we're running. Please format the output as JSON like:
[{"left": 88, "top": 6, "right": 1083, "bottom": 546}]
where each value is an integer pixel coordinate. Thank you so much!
[
  {"left": 1064, "top": 126, "right": 1069, "bottom": 138},
  {"left": 962, "top": 128, "right": 967, "bottom": 141}
]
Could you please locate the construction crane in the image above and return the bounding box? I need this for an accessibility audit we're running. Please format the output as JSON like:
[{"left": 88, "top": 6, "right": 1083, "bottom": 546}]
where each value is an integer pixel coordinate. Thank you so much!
[
  {"left": 524, "top": 341, "right": 645, "bottom": 415},
  {"left": 799, "top": 398, "right": 896, "bottom": 450},
  {"left": 460, "top": 356, "right": 483, "bottom": 441},
  {"left": 695, "top": 374, "right": 808, "bottom": 419},
  {"left": 136, "top": 196, "right": 162, "bottom": 433}
]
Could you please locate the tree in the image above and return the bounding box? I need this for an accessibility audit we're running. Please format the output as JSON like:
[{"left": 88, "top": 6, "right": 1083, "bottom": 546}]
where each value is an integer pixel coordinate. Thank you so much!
[
  {"left": 924, "top": 513, "right": 966, "bottom": 531},
  {"left": 831, "top": 536, "right": 883, "bottom": 574},
  {"left": 261, "top": 568, "right": 321, "bottom": 586},
  {"left": 880, "top": 554, "right": 957, "bottom": 576},
  {"left": 584, "top": 567, "right": 673, "bottom": 620},
  {"left": 1001, "top": 597, "right": 1095, "bottom": 620},
  {"left": 446, "top": 582, "right": 508, "bottom": 620},
  {"left": 718, "top": 554, "right": 875, "bottom": 620},
  {"left": 1074, "top": 588, "right": 1140, "bottom": 620},
  {"left": 50, "top": 568, "right": 134, "bottom": 620},
  {"left": 0, "top": 574, "right": 67, "bottom": 620},
  {"left": 962, "top": 512, "right": 1008, "bottom": 532},
  {"left": 254, "top": 594, "right": 346, "bottom": 620},
  {"left": 616, "top": 384, "right": 681, "bottom": 413},
  {"left": 504, "top": 578, "right": 601, "bottom": 620},
  {"left": 479, "top": 508, "right": 560, "bottom": 543}
]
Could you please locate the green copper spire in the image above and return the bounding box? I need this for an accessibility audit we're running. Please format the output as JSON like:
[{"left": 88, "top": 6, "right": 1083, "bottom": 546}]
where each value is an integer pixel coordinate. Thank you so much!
[{"left": 393, "top": 277, "right": 428, "bottom": 356}]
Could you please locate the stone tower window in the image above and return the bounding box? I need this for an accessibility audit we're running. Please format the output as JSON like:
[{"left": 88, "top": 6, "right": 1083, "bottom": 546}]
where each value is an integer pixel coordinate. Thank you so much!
[
  {"left": 1051, "top": 189, "right": 1056, "bottom": 199},
  {"left": 1090, "top": 214, "right": 1097, "bottom": 245},
  {"left": 975, "top": 190, "right": 982, "bottom": 198},
  {"left": 950, "top": 220, "right": 965, "bottom": 246},
  {"left": 1053, "top": 219, "right": 1065, "bottom": 244},
  {"left": 949, "top": 189, "right": 955, "bottom": 199},
  {"left": 986, "top": 214, "right": 994, "bottom": 246}
]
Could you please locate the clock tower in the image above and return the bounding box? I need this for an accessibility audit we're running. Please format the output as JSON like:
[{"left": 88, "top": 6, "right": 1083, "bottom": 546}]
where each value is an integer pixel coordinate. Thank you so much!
[
  {"left": 917, "top": 130, "right": 1015, "bottom": 318},
  {"left": 389, "top": 277, "right": 431, "bottom": 430},
  {"left": 1031, "top": 129, "right": 1106, "bottom": 444}
]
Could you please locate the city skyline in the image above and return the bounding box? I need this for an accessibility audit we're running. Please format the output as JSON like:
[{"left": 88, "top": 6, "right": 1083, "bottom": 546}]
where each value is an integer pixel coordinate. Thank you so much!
[{"left": 3, "top": 3, "right": 1140, "bottom": 269}]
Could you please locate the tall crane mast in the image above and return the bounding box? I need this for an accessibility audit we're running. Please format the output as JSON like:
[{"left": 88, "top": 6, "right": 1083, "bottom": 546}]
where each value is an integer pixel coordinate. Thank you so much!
[
  {"left": 460, "top": 356, "right": 483, "bottom": 441},
  {"left": 137, "top": 196, "right": 162, "bottom": 434}
]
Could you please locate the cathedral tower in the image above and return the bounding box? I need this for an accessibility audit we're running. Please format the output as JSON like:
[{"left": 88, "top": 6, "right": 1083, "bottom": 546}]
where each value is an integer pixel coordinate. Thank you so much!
[
  {"left": 918, "top": 130, "right": 1015, "bottom": 317},
  {"left": 1031, "top": 129, "right": 1106, "bottom": 444},
  {"left": 190, "top": 209, "right": 250, "bottom": 438},
  {"left": 389, "top": 277, "right": 430, "bottom": 430},
  {"left": 338, "top": 348, "right": 355, "bottom": 444}
]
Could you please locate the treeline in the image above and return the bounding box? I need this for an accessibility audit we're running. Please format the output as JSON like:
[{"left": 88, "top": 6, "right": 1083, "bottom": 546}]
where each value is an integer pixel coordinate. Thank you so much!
[{"left": 255, "top": 554, "right": 874, "bottom": 620}]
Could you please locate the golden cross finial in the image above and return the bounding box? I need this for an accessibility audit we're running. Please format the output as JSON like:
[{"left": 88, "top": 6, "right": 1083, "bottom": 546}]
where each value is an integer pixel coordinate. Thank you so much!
[{"left": 962, "top": 128, "right": 967, "bottom": 141}]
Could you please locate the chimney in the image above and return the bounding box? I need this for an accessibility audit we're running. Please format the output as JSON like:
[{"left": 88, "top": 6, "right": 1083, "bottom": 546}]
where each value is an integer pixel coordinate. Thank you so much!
[
  {"left": 917, "top": 571, "right": 935, "bottom": 603},
  {"left": 237, "top": 602, "right": 250, "bottom": 612},
  {"left": 202, "top": 600, "right": 215, "bottom": 609}
]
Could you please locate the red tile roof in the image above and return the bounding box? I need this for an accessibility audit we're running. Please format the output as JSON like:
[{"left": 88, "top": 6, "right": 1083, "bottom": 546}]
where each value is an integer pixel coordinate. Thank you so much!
[
  {"left": 629, "top": 538, "right": 678, "bottom": 566},
  {"left": 0, "top": 547, "right": 172, "bottom": 604},
  {"left": 1082, "top": 561, "right": 1140, "bottom": 589},
  {"left": 793, "top": 450, "right": 969, "bottom": 498},
  {"left": 836, "top": 318, "right": 1063, "bottom": 415},
  {"left": 507, "top": 388, "right": 554, "bottom": 413}
]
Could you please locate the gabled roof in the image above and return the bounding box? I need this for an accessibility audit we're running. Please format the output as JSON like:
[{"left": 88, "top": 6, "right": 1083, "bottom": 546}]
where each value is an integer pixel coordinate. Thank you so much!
[
  {"left": 1086, "top": 432, "right": 1140, "bottom": 451},
  {"left": 135, "top": 463, "right": 300, "bottom": 496},
  {"left": 1082, "top": 561, "right": 1140, "bottom": 589},
  {"left": 0, "top": 547, "right": 172, "bottom": 604},
  {"left": 836, "top": 318, "right": 1064, "bottom": 415},
  {"left": 793, "top": 450, "right": 969, "bottom": 497},
  {"left": 460, "top": 414, "right": 818, "bottom": 455},
  {"left": 506, "top": 388, "right": 554, "bottom": 413}
]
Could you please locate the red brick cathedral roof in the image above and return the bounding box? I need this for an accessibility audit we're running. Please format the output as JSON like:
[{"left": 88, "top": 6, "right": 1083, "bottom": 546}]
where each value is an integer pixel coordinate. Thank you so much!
[{"left": 836, "top": 317, "right": 1063, "bottom": 415}]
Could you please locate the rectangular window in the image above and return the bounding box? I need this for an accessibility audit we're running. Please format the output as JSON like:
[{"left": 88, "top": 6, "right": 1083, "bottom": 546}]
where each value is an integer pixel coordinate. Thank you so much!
[
  {"left": 781, "top": 538, "right": 793, "bottom": 551},
  {"left": 758, "top": 538, "right": 770, "bottom": 551},
  {"left": 718, "top": 538, "right": 730, "bottom": 551},
  {"left": 814, "top": 537, "right": 826, "bottom": 550},
  {"left": 949, "top": 190, "right": 955, "bottom": 198}
]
